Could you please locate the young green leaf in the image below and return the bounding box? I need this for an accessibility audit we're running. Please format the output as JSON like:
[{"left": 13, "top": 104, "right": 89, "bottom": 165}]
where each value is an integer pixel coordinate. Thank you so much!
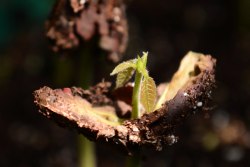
[
  {"left": 110, "top": 59, "right": 137, "bottom": 76},
  {"left": 140, "top": 77, "right": 157, "bottom": 113},
  {"left": 136, "top": 56, "right": 144, "bottom": 73},
  {"left": 116, "top": 67, "right": 135, "bottom": 88},
  {"left": 141, "top": 52, "right": 148, "bottom": 68},
  {"left": 136, "top": 52, "right": 149, "bottom": 77}
]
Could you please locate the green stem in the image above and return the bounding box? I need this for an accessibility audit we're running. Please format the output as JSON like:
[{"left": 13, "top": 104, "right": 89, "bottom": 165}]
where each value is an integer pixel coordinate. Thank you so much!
[
  {"left": 127, "top": 70, "right": 143, "bottom": 167},
  {"left": 77, "top": 47, "right": 96, "bottom": 167},
  {"left": 126, "top": 153, "right": 141, "bottom": 167},
  {"left": 78, "top": 135, "right": 96, "bottom": 167},
  {"left": 131, "top": 70, "right": 143, "bottom": 119}
]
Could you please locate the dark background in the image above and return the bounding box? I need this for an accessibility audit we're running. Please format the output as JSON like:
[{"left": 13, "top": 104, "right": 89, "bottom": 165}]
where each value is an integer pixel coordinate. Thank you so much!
[{"left": 1, "top": 0, "right": 250, "bottom": 166}]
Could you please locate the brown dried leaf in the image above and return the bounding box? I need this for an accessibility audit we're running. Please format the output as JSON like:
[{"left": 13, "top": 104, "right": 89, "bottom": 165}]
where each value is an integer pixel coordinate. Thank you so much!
[{"left": 155, "top": 51, "right": 212, "bottom": 109}]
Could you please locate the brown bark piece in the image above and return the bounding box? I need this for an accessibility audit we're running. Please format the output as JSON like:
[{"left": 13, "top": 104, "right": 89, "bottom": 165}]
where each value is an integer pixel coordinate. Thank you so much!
[{"left": 34, "top": 52, "right": 216, "bottom": 153}]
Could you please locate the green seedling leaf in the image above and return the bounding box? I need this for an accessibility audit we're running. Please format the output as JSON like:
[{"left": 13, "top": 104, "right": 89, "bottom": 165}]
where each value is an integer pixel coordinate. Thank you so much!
[
  {"left": 136, "top": 56, "right": 144, "bottom": 73},
  {"left": 140, "top": 76, "right": 157, "bottom": 113},
  {"left": 110, "top": 59, "right": 137, "bottom": 76},
  {"left": 137, "top": 52, "right": 149, "bottom": 77},
  {"left": 141, "top": 52, "right": 148, "bottom": 68},
  {"left": 116, "top": 67, "right": 135, "bottom": 88}
]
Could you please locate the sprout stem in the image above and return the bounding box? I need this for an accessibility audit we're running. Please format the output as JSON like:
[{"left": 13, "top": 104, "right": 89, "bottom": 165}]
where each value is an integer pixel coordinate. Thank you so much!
[
  {"left": 131, "top": 70, "right": 143, "bottom": 119},
  {"left": 126, "top": 153, "right": 141, "bottom": 167},
  {"left": 128, "top": 69, "right": 143, "bottom": 167}
]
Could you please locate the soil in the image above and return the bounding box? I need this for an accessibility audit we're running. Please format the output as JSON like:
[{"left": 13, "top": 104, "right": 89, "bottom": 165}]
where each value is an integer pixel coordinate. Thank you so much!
[{"left": 46, "top": 0, "right": 128, "bottom": 62}]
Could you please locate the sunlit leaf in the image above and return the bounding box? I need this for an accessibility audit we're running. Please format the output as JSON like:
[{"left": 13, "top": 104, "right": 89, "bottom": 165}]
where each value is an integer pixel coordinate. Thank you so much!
[
  {"left": 140, "top": 77, "right": 157, "bottom": 113},
  {"left": 116, "top": 67, "right": 135, "bottom": 88},
  {"left": 155, "top": 51, "right": 202, "bottom": 110},
  {"left": 110, "top": 59, "right": 137, "bottom": 76}
]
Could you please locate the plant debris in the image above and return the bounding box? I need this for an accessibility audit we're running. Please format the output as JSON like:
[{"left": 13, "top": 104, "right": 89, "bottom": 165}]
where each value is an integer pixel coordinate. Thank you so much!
[
  {"left": 46, "top": 0, "right": 128, "bottom": 62},
  {"left": 34, "top": 52, "right": 216, "bottom": 154}
]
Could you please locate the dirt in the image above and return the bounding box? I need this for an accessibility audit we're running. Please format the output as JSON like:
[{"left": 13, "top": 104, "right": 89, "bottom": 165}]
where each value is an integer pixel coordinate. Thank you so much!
[{"left": 46, "top": 0, "right": 128, "bottom": 62}]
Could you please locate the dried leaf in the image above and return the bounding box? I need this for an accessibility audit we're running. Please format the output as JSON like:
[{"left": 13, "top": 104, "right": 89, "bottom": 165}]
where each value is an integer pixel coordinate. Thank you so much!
[
  {"left": 110, "top": 59, "right": 136, "bottom": 76},
  {"left": 155, "top": 51, "right": 206, "bottom": 110},
  {"left": 140, "top": 77, "right": 157, "bottom": 113},
  {"left": 116, "top": 68, "right": 135, "bottom": 88}
]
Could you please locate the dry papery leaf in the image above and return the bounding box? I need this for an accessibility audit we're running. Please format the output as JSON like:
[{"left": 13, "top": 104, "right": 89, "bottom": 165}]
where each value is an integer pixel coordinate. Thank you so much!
[{"left": 34, "top": 52, "right": 216, "bottom": 154}]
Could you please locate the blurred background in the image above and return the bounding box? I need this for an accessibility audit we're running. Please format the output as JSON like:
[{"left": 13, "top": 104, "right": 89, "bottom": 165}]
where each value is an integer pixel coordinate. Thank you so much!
[{"left": 1, "top": 0, "right": 250, "bottom": 166}]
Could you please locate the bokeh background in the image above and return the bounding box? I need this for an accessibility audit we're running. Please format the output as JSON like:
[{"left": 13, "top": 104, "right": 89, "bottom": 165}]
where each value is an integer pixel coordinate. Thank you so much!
[{"left": 1, "top": 0, "right": 250, "bottom": 166}]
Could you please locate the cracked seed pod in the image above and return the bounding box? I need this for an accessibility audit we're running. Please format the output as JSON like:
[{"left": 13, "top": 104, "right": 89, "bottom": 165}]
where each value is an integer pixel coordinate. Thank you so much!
[
  {"left": 46, "top": 0, "right": 128, "bottom": 62},
  {"left": 34, "top": 51, "right": 216, "bottom": 154}
]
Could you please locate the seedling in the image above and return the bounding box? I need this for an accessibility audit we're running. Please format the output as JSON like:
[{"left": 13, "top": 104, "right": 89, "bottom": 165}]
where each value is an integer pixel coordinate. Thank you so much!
[
  {"left": 110, "top": 52, "right": 157, "bottom": 119},
  {"left": 34, "top": 51, "right": 216, "bottom": 167}
]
